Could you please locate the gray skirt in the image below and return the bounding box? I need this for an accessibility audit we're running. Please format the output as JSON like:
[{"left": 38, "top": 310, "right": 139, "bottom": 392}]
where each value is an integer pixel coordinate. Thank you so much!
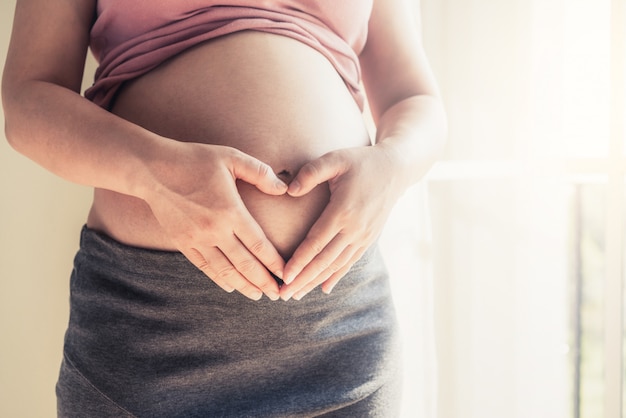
[{"left": 56, "top": 227, "right": 402, "bottom": 417}]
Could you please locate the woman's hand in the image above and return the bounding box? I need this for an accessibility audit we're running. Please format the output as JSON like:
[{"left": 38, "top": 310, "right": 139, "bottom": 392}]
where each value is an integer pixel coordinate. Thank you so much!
[
  {"left": 139, "top": 141, "right": 288, "bottom": 301},
  {"left": 279, "top": 144, "right": 408, "bottom": 301}
]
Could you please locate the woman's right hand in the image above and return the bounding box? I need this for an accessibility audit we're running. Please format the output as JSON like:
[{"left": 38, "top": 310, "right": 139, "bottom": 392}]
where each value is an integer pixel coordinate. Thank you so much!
[{"left": 138, "top": 141, "right": 287, "bottom": 301}]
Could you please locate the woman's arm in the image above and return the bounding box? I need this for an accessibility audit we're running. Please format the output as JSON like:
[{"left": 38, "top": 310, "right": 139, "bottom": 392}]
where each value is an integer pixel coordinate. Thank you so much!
[
  {"left": 2, "top": 0, "right": 287, "bottom": 301},
  {"left": 280, "top": 0, "right": 447, "bottom": 300},
  {"left": 361, "top": 0, "right": 447, "bottom": 186}
]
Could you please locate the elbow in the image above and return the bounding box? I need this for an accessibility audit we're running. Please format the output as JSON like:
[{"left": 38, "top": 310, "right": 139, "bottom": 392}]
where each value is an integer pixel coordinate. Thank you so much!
[
  {"left": 2, "top": 62, "right": 28, "bottom": 148},
  {"left": 2, "top": 81, "right": 35, "bottom": 155},
  {"left": 2, "top": 103, "right": 19, "bottom": 152},
  {"left": 2, "top": 80, "right": 20, "bottom": 150},
  {"left": 2, "top": 102, "right": 26, "bottom": 154},
  {"left": 4, "top": 118, "right": 21, "bottom": 153},
  {"left": 3, "top": 113, "right": 39, "bottom": 159}
]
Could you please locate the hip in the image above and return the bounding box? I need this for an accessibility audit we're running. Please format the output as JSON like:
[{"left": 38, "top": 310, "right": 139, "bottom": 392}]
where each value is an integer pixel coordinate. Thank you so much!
[{"left": 58, "top": 226, "right": 402, "bottom": 417}]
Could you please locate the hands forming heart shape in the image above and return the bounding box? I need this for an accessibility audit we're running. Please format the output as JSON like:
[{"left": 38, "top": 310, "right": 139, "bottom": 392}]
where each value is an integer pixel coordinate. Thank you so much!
[{"left": 142, "top": 141, "right": 404, "bottom": 302}]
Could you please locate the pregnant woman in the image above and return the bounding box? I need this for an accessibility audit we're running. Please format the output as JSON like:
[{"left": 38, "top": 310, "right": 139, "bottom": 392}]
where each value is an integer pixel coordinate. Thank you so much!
[{"left": 3, "top": 0, "right": 446, "bottom": 416}]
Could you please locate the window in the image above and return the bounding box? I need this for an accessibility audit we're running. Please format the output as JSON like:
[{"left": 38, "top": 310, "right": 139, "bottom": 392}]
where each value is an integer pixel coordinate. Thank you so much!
[{"left": 386, "top": 0, "right": 626, "bottom": 417}]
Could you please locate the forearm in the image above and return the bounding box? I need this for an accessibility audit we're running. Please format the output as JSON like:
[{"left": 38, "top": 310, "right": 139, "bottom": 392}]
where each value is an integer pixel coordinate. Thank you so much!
[
  {"left": 3, "top": 80, "right": 165, "bottom": 198},
  {"left": 373, "top": 94, "right": 447, "bottom": 191}
]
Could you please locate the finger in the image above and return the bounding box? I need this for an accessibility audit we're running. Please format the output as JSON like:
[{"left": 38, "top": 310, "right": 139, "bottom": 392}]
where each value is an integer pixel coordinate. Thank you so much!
[
  {"left": 234, "top": 211, "right": 286, "bottom": 280},
  {"left": 220, "top": 238, "right": 281, "bottom": 301},
  {"left": 288, "top": 152, "right": 347, "bottom": 197},
  {"left": 292, "top": 246, "right": 366, "bottom": 300},
  {"left": 281, "top": 238, "right": 352, "bottom": 300},
  {"left": 186, "top": 247, "right": 235, "bottom": 293},
  {"left": 282, "top": 207, "right": 342, "bottom": 284},
  {"left": 185, "top": 246, "right": 264, "bottom": 301},
  {"left": 230, "top": 151, "right": 288, "bottom": 195},
  {"left": 281, "top": 238, "right": 353, "bottom": 300},
  {"left": 293, "top": 262, "right": 353, "bottom": 301},
  {"left": 321, "top": 247, "right": 367, "bottom": 295}
]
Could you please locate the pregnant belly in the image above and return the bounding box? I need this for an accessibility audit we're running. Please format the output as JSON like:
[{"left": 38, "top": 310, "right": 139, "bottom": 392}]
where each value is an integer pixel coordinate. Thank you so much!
[{"left": 87, "top": 31, "right": 370, "bottom": 257}]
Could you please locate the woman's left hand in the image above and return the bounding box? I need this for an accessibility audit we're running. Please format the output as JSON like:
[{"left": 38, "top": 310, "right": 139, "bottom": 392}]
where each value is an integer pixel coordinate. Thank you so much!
[{"left": 279, "top": 144, "right": 406, "bottom": 301}]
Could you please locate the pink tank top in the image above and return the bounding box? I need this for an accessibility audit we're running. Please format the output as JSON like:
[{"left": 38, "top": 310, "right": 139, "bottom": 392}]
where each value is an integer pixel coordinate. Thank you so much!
[{"left": 86, "top": 1, "right": 373, "bottom": 110}]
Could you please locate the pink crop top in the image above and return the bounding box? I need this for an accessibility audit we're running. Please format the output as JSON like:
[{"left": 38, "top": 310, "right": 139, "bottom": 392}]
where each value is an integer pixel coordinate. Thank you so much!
[{"left": 85, "top": 1, "right": 373, "bottom": 110}]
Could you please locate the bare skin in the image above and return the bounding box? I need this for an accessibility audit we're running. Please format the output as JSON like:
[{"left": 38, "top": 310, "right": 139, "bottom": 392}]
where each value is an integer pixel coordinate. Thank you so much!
[
  {"left": 2, "top": 0, "right": 447, "bottom": 301},
  {"left": 91, "top": 31, "right": 370, "bottom": 258}
]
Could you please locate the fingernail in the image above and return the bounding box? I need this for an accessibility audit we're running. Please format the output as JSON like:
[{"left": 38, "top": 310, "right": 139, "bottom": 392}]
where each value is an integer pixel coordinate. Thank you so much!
[
  {"left": 293, "top": 292, "right": 305, "bottom": 301},
  {"left": 281, "top": 293, "right": 292, "bottom": 302},
  {"left": 288, "top": 180, "right": 301, "bottom": 195},
  {"left": 266, "top": 287, "right": 280, "bottom": 301},
  {"left": 275, "top": 179, "right": 288, "bottom": 190},
  {"left": 323, "top": 283, "right": 336, "bottom": 295}
]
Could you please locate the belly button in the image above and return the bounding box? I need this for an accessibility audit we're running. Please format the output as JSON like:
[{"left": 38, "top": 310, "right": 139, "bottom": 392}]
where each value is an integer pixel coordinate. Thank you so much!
[{"left": 277, "top": 169, "right": 293, "bottom": 183}]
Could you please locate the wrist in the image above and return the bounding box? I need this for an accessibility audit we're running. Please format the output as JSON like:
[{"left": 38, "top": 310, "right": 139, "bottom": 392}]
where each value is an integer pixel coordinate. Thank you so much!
[
  {"left": 372, "top": 139, "right": 421, "bottom": 192},
  {"left": 125, "top": 134, "right": 186, "bottom": 202},
  {"left": 372, "top": 95, "right": 447, "bottom": 186}
]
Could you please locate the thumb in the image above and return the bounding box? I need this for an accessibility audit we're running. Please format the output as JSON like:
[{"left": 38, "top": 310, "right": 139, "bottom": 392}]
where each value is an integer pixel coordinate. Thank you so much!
[
  {"left": 288, "top": 152, "right": 348, "bottom": 197},
  {"left": 230, "top": 152, "right": 288, "bottom": 195}
]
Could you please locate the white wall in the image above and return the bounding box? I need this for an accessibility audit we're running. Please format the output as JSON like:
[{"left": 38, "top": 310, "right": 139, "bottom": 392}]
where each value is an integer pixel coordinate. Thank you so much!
[{"left": 0, "top": 2, "right": 93, "bottom": 416}]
